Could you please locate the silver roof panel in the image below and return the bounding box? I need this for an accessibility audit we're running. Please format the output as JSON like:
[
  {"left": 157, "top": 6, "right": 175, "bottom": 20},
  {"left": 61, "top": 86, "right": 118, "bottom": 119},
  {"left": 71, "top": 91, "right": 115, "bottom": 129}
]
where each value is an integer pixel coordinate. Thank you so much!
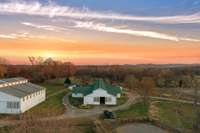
[{"left": 0, "top": 78, "right": 44, "bottom": 98}]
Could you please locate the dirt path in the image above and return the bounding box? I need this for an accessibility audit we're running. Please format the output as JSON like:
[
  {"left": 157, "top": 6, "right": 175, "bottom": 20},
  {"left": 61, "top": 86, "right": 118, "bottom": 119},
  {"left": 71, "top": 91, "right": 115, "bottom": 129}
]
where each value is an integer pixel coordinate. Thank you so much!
[
  {"left": 151, "top": 96, "right": 200, "bottom": 105},
  {"left": 47, "top": 89, "right": 67, "bottom": 99}
]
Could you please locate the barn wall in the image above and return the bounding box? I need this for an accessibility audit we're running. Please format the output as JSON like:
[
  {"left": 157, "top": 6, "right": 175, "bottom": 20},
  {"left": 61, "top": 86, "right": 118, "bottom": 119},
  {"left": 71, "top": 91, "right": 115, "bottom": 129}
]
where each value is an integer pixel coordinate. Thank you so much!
[
  {"left": 84, "top": 88, "right": 116, "bottom": 105},
  {"left": 20, "top": 89, "right": 46, "bottom": 113},
  {"left": 0, "top": 92, "right": 21, "bottom": 114}
]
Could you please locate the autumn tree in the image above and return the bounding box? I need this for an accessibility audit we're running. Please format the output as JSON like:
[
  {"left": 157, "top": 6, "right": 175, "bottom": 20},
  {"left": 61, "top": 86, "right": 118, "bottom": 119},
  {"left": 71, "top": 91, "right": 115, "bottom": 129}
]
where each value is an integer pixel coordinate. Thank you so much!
[
  {"left": 0, "top": 57, "right": 8, "bottom": 78},
  {"left": 136, "top": 77, "right": 155, "bottom": 104},
  {"left": 28, "top": 57, "right": 76, "bottom": 82},
  {"left": 124, "top": 75, "right": 139, "bottom": 91}
]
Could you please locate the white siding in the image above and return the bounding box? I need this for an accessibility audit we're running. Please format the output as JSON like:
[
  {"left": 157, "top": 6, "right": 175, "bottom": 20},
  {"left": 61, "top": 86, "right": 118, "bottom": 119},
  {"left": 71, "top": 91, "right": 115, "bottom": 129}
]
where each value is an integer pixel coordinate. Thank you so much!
[
  {"left": 72, "top": 93, "right": 83, "bottom": 97},
  {"left": 21, "top": 89, "right": 46, "bottom": 113},
  {"left": 117, "top": 93, "right": 121, "bottom": 98},
  {"left": 83, "top": 88, "right": 116, "bottom": 105},
  {"left": 0, "top": 92, "right": 21, "bottom": 114},
  {"left": 0, "top": 89, "right": 46, "bottom": 114}
]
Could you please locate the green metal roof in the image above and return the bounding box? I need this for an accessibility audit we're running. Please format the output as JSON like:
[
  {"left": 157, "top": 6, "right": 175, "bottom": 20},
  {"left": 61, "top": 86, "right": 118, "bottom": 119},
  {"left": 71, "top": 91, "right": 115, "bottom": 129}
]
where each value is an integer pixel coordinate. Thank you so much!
[{"left": 72, "top": 79, "right": 122, "bottom": 96}]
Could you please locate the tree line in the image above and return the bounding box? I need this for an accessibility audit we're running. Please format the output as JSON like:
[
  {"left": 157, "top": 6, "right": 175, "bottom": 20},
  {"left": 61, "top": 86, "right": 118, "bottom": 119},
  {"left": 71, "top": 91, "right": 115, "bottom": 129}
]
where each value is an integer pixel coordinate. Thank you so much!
[{"left": 0, "top": 57, "right": 76, "bottom": 83}]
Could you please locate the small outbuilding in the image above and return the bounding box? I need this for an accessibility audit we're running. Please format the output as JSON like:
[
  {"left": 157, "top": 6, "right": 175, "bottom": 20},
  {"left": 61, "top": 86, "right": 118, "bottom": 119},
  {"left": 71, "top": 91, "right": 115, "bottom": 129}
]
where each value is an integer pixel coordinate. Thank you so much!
[
  {"left": 0, "top": 77, "right": 46, "bottom": 114},
  {"left": 72, "top": 79, "right": 122, "bottom": 105}
]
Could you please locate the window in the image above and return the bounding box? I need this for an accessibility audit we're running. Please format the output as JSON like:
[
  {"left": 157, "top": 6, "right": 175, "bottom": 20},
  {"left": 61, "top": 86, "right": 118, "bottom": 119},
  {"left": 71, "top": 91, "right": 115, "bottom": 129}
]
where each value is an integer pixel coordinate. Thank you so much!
[
  {"left": 106, "top": 97, "right": 112, "bottom": 102},
  {"left": 7, "top": 102, "right": 19, "bottom": 109},
  {"left": 94, "top": 97, "right": 100, "bottom": 102}
]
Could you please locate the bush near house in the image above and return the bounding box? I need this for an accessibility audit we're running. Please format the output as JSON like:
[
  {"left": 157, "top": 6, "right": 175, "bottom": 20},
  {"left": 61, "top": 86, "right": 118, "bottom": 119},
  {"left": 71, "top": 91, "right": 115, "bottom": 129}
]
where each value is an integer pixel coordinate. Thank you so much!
[
  {"left": 68, "top": 95, "right": 93, "bottom": 109},
  {"left": 69, "top": 94, "right": 83, "bottom": 107}
]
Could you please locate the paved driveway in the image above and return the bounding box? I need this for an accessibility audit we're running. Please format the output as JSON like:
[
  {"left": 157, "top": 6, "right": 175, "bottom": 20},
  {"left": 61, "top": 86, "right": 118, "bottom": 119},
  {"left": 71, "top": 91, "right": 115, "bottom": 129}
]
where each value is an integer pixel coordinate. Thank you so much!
[{"left": 63, "top": 92, "right": 139, "bottom": 118}]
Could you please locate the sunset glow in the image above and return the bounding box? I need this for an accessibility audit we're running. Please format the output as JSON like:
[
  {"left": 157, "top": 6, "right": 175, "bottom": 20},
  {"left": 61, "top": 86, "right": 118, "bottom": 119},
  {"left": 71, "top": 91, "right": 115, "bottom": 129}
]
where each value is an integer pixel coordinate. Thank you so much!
[{"left": 0, "top": 0, "right": 200, "bottom": 65}]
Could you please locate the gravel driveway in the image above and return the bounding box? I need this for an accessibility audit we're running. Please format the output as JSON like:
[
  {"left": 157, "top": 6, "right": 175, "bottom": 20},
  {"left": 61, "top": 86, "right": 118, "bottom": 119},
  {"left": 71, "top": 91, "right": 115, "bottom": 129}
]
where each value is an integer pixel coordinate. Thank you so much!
[{"left": 63, "top": 92, "right": 139, "bottom": 118}]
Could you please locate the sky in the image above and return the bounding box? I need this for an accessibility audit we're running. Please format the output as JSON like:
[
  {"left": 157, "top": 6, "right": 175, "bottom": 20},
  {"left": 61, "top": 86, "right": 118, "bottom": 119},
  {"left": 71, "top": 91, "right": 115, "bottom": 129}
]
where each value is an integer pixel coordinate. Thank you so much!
[{"left": 0, "top": 0, "right": 200, "bottom": 65}]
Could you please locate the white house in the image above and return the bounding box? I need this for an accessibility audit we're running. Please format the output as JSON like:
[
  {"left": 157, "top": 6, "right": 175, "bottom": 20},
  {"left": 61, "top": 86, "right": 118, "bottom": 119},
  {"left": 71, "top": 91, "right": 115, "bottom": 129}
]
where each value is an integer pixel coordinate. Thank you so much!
[
  {"left": 72, "top": 79, "right": 122, "bottom": 105},
  {"left": 0, "top": 77, "right": 46, "bottom": 114}
]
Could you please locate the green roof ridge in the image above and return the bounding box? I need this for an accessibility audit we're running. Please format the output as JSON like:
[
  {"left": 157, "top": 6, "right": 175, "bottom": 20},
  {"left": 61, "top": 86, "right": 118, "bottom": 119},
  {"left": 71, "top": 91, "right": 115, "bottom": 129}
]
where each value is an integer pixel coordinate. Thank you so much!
[{"left": 73, "top": 78, "right": 122, "bottom": 96}]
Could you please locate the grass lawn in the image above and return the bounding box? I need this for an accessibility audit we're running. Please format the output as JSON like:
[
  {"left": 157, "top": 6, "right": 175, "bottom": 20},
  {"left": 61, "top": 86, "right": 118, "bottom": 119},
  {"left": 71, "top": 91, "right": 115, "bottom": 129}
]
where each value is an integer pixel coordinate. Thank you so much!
[
  {"left": 26, "top": 90, "right": 67, "bottom": 118},
  {"left": 69, "top": 94, "right": 83, "bottom": 107},
  {"left": 115, "top": 102, "right": 149, "bottom": 119},
  {"left": 117, "top": 93, "right": 128, "bottom": 106},
  {"left": 39, "top": 78, "right": 66, "bottom": 96},
  {"left": 24, "top": 78, "right": 69, "bottom": 118},
  {"left": 155, "top": 101, "right": 199, "bottom": 130},
  {"left": 83, "top": 127, "right": 96, "bottom": 133}
]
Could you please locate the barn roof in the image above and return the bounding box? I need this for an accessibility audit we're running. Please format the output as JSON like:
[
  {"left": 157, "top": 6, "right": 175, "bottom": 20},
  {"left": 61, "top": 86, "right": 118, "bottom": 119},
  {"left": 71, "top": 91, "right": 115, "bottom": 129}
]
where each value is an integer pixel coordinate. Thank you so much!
[
  {"left": 0, "top": 77, "right": 26, "bottom": 84},
  {"left": 72, "top": 79, "right": 122, "bottom": 96},
  {"left": 0, "top": 78, "right": 44, "bottom": 98}
]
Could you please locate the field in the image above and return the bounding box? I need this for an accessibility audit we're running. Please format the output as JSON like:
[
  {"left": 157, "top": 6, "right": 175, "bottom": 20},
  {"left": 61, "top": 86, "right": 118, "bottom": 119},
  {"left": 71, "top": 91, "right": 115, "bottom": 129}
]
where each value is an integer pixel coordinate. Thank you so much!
[
  {"left": 155, "top": 101, "right": 199, "bottom": 131},
  {"left": 0, "top": 77, "right": 199, "bottom": 132},
  {"left": 115, "top": 102, "right": 149, "bottom": 119},
  {"left": 114, "top": 99, "right": 199, "bottom": 132}
]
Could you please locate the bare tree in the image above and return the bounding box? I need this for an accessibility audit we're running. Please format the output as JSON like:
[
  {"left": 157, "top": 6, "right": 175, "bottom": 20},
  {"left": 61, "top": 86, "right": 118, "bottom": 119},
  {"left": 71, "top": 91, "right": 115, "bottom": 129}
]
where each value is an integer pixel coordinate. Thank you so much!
[
  {"left": 192, "top": 76, "right": 200, "bottom": 107},
  {"left": 136, "top": 77, "right": 155, "bottom": 105},
  {"left": 28, "top": 56, "right": 36, "bottom": 65},
  {"left": 124, "top": 75, "right": 139, "bottom": 91}
]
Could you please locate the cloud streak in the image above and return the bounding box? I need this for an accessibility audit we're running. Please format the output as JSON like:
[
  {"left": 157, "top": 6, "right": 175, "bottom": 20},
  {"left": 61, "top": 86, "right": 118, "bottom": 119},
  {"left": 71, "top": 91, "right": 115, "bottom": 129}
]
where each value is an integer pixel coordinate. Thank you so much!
[
  {"left": 21, "top": 22, "right": 68, "bottom": 32},
  {"left": 0, "top": 1, "right": 200, "bottom": 24},
  {"left": 0, "top": 34, "right": 17, "bottom": 39},
  {"left": 74, "top": 21, "right": 200, "bottom": 42},
  {"left": 0, "top": 32, "right": 76, "bottom": 43},
  {"left": 0, "top": 32, "right": 47, "bottom": 40}
]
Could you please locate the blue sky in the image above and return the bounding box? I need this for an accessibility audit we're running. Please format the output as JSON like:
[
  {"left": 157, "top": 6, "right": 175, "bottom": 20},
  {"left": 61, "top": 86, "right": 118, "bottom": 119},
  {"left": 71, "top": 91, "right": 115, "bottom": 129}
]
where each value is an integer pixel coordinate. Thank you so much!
[{"left": 41, "top": 0, "right": 200, "bottom": 15}]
